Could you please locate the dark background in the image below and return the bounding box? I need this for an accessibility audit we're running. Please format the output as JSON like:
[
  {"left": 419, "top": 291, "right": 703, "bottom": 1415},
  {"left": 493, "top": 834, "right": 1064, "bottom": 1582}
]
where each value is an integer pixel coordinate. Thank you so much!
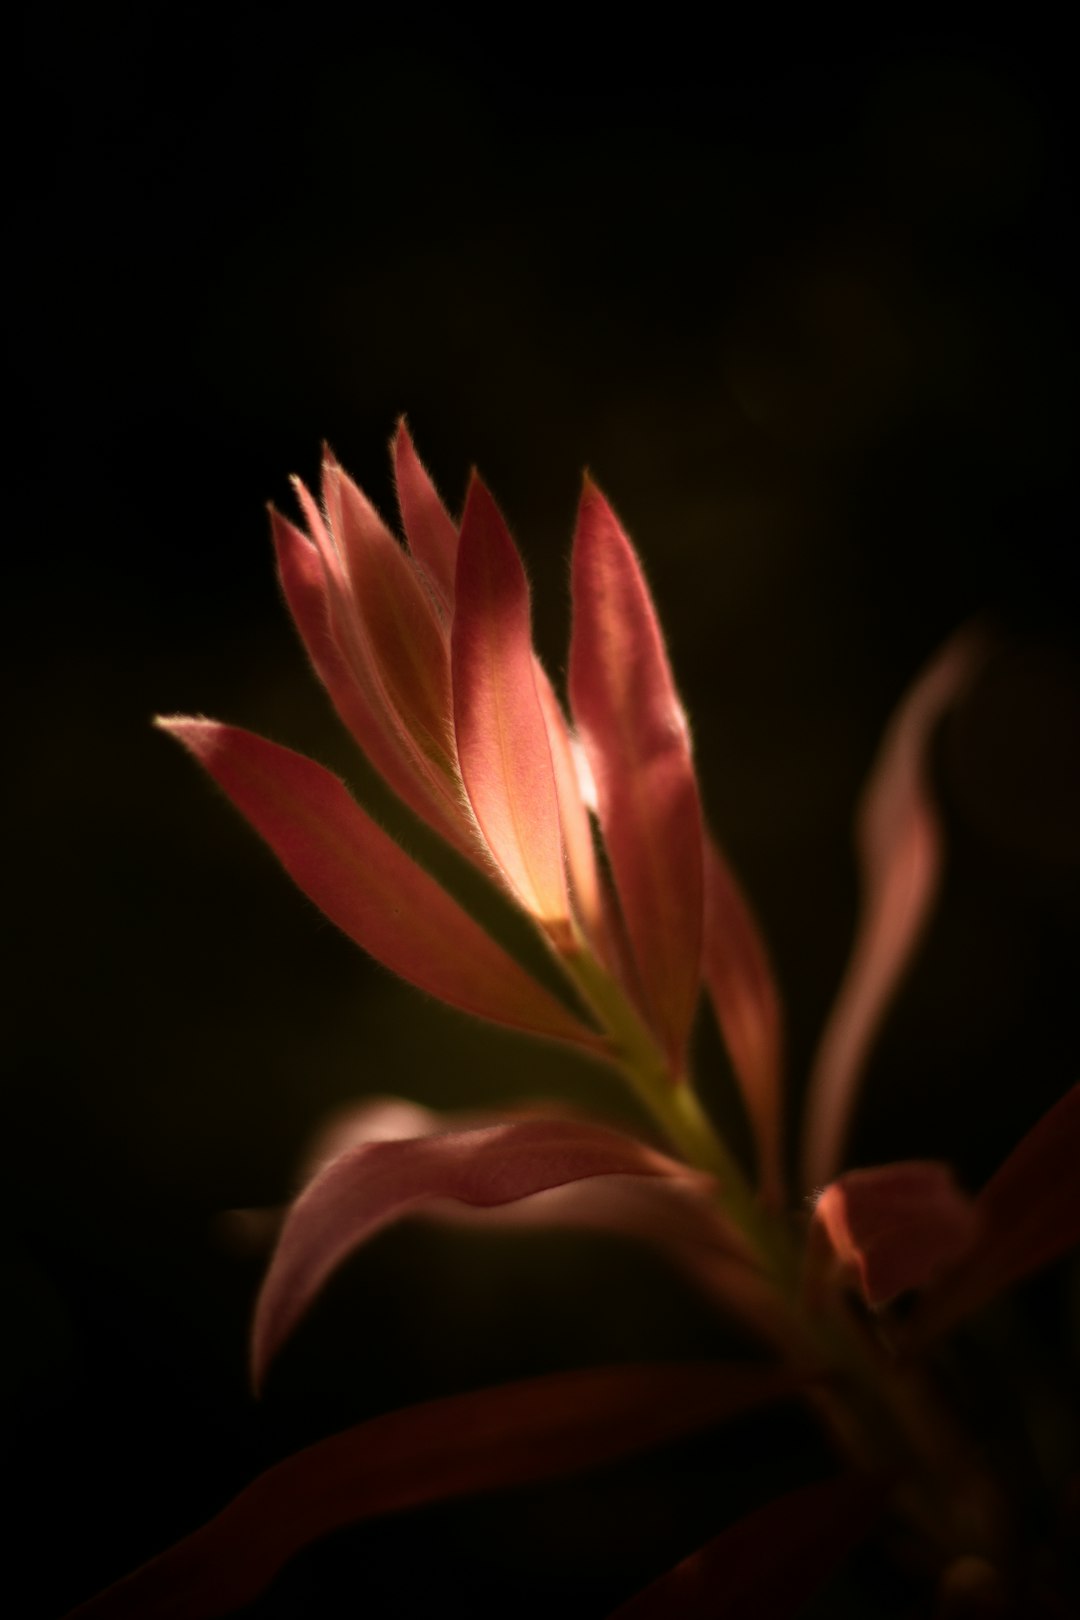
[{"left": 9, "top": 8, "right": 1078, "bottom": 1616}]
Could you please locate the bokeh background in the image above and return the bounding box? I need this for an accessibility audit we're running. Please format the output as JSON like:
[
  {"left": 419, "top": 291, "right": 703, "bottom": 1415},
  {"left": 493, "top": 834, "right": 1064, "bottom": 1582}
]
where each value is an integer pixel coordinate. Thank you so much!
[{"left": 10, "top": 9, "right": 1077, "bottom": 1615}]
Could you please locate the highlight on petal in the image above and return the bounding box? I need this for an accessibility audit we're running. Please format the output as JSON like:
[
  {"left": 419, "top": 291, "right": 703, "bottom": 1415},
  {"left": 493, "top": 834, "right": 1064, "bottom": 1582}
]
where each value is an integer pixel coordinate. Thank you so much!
[
  {"left": 569, "top": 478, "right": 704, "bottom": 1073},
  {"left": 320, "top": 452, "right": 457, "bottom": 781},
  {"left": 908, "top": 1085, "right": 1080, "bottom": 1345},
  {"left": 703, "top": 834, "right": 785, "bottom": 1205},
  {"left": 452, "top": 476, "right": 572, "bottom": 944},
  {"left": 157, "top": 720, "right": 601, "bottom": 1052},
  {"left": 808, "top": 1161, "right": 980, "bottom": 1310},
  {"left": 252, "top": 1116, "right": 710, "bottom": 1389},
  {"left": 800, "top": 629, "right": 986, "bottom": 1192},
  {"left": 393, "top": 418, "right": 460, "bottom": 610},
  {"left": 533, "top": 663, "right": 609, "bottom": 953},
  {"left": 65, "top": 1362, "right": 803, "bottom": 1620},
  {"left": 608, "top": 1471, "right": 886, "bottom": 1620}
]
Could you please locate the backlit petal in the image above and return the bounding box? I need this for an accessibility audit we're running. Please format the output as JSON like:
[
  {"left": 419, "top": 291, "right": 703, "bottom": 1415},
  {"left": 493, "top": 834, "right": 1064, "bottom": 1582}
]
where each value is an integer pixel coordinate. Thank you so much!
[
  {"left": 393, "top": 418, "right": 459, "bottom": 610},
  {"left": 158, "top": 720, "right": 600, "bottom": 1051},
  {"left": 569, "top": 479, "right": 704, "bottom": 1073},
  {"left": 452, "top": 476, "right": 572, "bottom": 941}
]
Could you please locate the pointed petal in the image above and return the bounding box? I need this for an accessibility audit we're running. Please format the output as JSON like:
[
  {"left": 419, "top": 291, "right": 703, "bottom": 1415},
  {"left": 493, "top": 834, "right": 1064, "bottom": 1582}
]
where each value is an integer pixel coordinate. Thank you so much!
[
  {"left": 608, "top": 1472, "right": 885, "bottom": 1620},
  {"left": 452, "top": 477, "right": 572, "bottom": 941},
  {"left": 64, "top": 1363, "right": 802, "bottom": 1620},
  {"left": 270, "top": 505, "right": 472, "bottom": 855},
  {"left": 801, "top": 630, "right": 985, "bottom": 1191},
  {"left": 909, "top": 1085, "right": 1080, "bottom": 1344},
  {"left": 533, "top": 663, "right": 609, "bottom": 951},
  {"left": 569, "top": 479, "right": 704, "bottom": 1073},
  {"left": 808, "top": 1162, "right": 980, "bottom": 1309},
  {"left": 703, "top": 835, "right": 785, "bottom": 1205},
  {"left": 157, "top": 720, "right": 601, "bottom": 1051},
  {"left": 321, "top": 454, "right": 457, "bottom": 781},
  {"left": 252, "top": 1116, "right": 708, "bottom": 1388},
  {"left": 393, "top": 419, "right": 460, "bottom": 610}
]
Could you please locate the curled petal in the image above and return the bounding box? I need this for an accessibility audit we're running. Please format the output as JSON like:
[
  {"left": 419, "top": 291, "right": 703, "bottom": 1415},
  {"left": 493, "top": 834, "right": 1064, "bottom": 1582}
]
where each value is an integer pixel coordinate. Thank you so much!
[
  {"left": 703, "top": 835, "right": 785, "bottom": 1205},
  {"left": 808, "top": 1161, "right": 980, "bottom": 1309},
  {"left": 909, "top": 1085, "right": 1080, "bottom": 1345},
  {"left": 64, "top": 1362, "right": 802, "bottom": 1620},
  {"left": 801, "top": 630, "right": 985, "bottom": 1191},
  {"left": 452, "top": 477, "right": 572, "bottom": 942},
  {"left": 569, "top": 479, "right": 704, "bottom": 1072},
  {"left": 252, "top": 1116, "right": 709, "bottom": 1388},
  {"left": 608, "top": 1472, "right": 886, "bottom": 1619},
  {"left": 157, "top": 720, "right": 601, "bottom": 1052},
  {"left": 393, "top": 418, "right": 459, "bottom": 611}
]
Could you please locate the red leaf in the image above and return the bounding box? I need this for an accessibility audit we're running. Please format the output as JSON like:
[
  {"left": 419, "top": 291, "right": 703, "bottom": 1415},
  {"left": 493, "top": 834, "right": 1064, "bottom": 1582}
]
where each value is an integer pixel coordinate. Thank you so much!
[
  {"left": 534, "top": 662, "right": 610, "bottom": 954},
  {"left": 703, "top": 834, "right": 785, "bottom": 1205},
  {"left": 809, "top": 1161, "right": 980, "bottom": 1308},
  {"left": 393, "top": 417, "right": 460, "bottom": 611},
  {"left": 65, "top": 1363, "right": 802, "bottom": 1620},
  {"left": 910, "top": 1085, "right": 1080, "bottom": 1344},
  {"left": 158, "top": 720, "right": 601, "bottom": 1052},
  {"left": 801, "top": 630, "right": 984, "bottom": 1191},
  {"left": 252, "top": 1116, "right": 708, "bottom": 1388},
  {"left": 608, "top": 1471, "right": 885, "bottom": 1619},
  {"left": 452, "top": 476, "right": 572, "bottom": 942},
  {"left": 569, "top": 479, "right": 704, "bottom": 1073}
]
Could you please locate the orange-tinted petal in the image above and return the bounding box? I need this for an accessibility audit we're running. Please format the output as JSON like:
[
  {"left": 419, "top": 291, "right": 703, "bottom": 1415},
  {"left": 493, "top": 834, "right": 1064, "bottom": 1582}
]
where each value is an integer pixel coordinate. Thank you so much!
[
  {"left": 393, "top": 418, "right": 459, "bottom": 611},
  {"left": 452, "top": 477, "right": 571, "bottom": 941},
  {"left": 158, "top": 720, "right": 600, "bottom": 1051},
  {"left": 801, "top": 630, "right": 985, "bottom": 1191},
  {"left": 569, "top": 479, "right": 704, "bottom": 1073}
]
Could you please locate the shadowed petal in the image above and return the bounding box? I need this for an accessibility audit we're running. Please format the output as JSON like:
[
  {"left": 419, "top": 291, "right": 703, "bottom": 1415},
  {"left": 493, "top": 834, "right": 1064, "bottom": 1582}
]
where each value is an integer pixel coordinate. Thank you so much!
[
  {"left": 393, "top": 418, "right": 460, "bottom": 610},
  {"left": 157, "top": 720, "right": 601, "bottom": 1052},
  {"left": 703, "top": 835, "right": 785, "bottom": 1205},
  {"left": 909, "top": 1085, "right": 1080, "bottom": 1345},
  {"left": 569, "top": 479, "right": 704, "bottom": 1073},
  {"left": 453, "top": 477, "right": 572, "bottom": 942},
  {"left": 608, "top": 1471, "right": 885, "bottom": 1619},
  {"left": 808, "top": 1162, "right": 980, "bottom": 1309},
  {"left": 64, "top": 1363, "right": 802, "bottom": 1620},
  {"left": 321, "top": 453, "right": 457, "bottom": 779},
  {"left": 270, "top": 505, "right": 471, "bottom": 855},
  {"left": 252, "top": 1116, "right": 710, "bottom": 1388},
  {"left": 801, "top": 630, "right": 985, "bottom": 1192}
]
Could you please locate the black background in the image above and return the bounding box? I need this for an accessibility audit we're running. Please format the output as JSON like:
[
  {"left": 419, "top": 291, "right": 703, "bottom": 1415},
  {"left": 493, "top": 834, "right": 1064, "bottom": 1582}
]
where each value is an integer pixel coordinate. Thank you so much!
[{"left": 9, "top": 7, "right": 1078, "bottom": 1616}]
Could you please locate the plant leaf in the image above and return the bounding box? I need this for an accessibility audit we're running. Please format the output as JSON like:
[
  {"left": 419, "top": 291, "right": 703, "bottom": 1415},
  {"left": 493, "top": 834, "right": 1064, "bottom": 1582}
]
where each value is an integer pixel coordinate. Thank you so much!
[
  {"left": 703, "top": 834, "right": 785, "bottom": 1205},
  {"left": 452, "top": 476, "right": 572, "bottom": 941},
  {"left": 393, "top": 418, "right": 460, "bottom": 611},
  {"left": 569, "top": 479, "right": 704, "bottom": 1073},
  {"left": 534, "top": 662, "right": 610, "bottom": 953},
  {"left": 801, "top": 630, "right": 985, "bottom": 1191},
  {"left": 252, "top": 1116, "right": 709, "bottom": 1388},
  {"left": 607, "top": 1471, "right": 885, "bottom": 1619},
  {"left": 808, "top": 1161, "right": 980, "bottom": 1309},
  {"left": 158, "top": 720, "right": 601, "bottom": 1052},
  {"left": 64, "top": 1363, "right": 802, "bottom": 1620},
  {"left": 909, "top": 1084, "right": 1080, "bottom": 1344}
]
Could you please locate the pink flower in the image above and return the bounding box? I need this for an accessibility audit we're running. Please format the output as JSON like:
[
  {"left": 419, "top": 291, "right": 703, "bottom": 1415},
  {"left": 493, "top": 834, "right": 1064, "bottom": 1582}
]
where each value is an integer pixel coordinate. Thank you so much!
[{"left": 71, "top": 429, "right": 1078, "bottom": 1618}]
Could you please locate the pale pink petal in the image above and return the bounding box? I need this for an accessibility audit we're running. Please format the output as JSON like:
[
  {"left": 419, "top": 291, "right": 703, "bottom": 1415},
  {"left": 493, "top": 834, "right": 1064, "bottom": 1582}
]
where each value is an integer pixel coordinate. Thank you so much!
[
  {"left": 808, "top": 1161, "right": 980, "bottom": 1309},
  {"left": 157, "top": 720, "right": 602, "bottom": 1052},
  {"left": 452, "top": 477, "right": 572, "bottom": 943},
  {"left": 703, "top": 835, "right": 785, "bottom": 1205},
  {"left": 608, "top": 1471, "right": 885, "bottom": 1619},
  {"left": 321, "top": 453, "right": 457, "bottom": 781},
  {"left": 569, "top": 480, "right": 704, "bottom": 1073},
  {"left": 909, "top": 1085, "right": 1080, "bottom": 1345},
  {"left": 393, "top": 418, "right": 460, "bottom": 610},
  {"left": 64, "top": 1362, "right": 801, "bottom": 1620},
  {"left": 270, "top": 505, "right": 472, "bottom": 855},
  {"left": 252, "top": 1116, "right": 709, "bottom": 1388},
  {"left": 801, "top": 630, "right": 985, "bottom": 1192},
  {"left": 533, "top": 662, "right": 609, "bottom": 952}
]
